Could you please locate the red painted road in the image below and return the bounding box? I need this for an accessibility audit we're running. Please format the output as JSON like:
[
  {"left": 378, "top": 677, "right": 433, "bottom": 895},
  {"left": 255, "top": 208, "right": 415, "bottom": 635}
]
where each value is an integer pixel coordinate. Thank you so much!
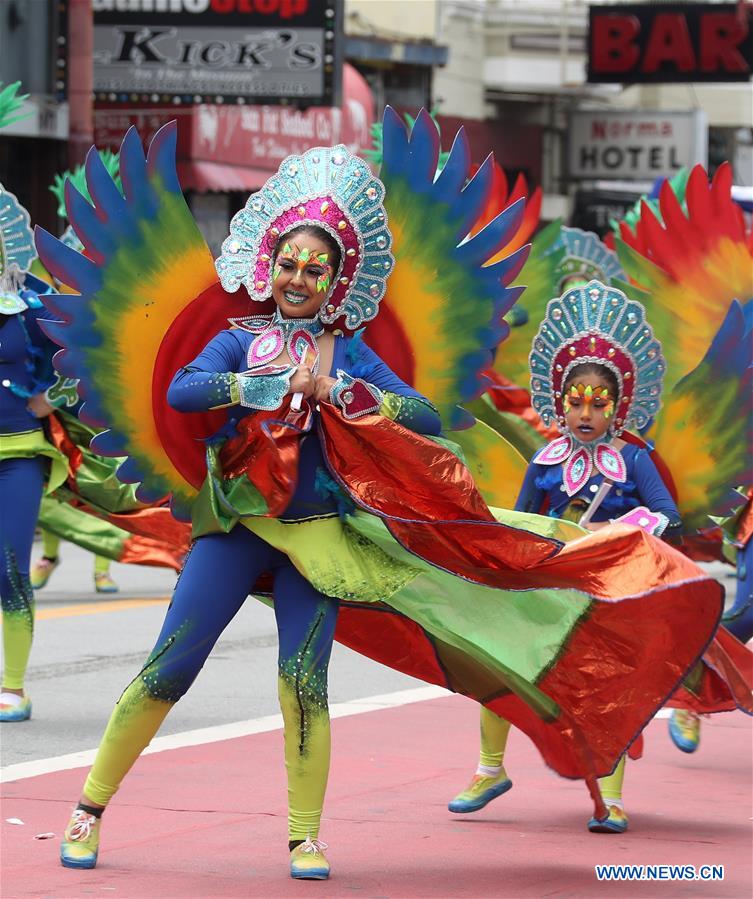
[{"left": 2, "top": 696, "right": 751, "bottom": 897}]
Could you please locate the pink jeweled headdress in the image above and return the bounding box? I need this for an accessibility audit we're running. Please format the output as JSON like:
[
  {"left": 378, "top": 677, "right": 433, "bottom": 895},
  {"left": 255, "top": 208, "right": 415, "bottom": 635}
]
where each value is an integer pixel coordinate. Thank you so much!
[{"left": 215, "top": 146, "right": 393, "bottom": 331}]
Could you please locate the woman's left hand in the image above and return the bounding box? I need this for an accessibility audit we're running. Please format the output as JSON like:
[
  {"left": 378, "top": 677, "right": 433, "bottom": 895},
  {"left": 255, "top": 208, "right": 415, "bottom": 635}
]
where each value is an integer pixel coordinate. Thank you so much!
[
  {"left": 27, "top": 392, "right": 55, "bottom": 419},
  {"left": 314, "top": 375, "right": 337, "bottom": 403}
]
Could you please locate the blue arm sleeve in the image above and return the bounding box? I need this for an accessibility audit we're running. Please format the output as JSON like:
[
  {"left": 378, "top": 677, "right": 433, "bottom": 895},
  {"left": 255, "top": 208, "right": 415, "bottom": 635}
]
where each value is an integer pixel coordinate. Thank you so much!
[
  {"left": 349, "top": 339, "right": 442, "bottom": 435},
  {"left": 167, "top": 330, "right": 246, "bottom": 413},
  {"left": 514, "top": 462, "right": 546, "bottom": 514},
  {"left": 632, "top": 449, "right": 683, "bottom": 535}
]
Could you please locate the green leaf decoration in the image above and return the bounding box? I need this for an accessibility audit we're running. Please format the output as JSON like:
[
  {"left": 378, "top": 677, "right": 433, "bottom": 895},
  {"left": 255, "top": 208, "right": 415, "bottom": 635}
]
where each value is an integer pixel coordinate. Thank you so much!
[{"left": 49, "top": 150, "right": 123, "bottom": 219}]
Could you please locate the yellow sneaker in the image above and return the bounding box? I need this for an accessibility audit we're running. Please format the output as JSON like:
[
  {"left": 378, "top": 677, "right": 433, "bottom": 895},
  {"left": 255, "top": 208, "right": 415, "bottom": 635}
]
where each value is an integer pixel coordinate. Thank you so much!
[
  {"left": 448, "top": 771, "right": 513, "bottom": 813},
  {"left": 290, "top": 837, "right": 330, "bottom": 880},
  {"left": 60, "top": 808, "right": 101, "bottom": 869}
]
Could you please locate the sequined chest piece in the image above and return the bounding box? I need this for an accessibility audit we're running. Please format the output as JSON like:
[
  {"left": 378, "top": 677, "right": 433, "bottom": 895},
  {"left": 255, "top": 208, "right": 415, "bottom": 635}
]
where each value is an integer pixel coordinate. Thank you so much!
[
  {"left": 246, "top": 312, "right": 324, "bottom": 374},
  {"left": 535, "top": 434, "right": 627, "bottom": 497}
]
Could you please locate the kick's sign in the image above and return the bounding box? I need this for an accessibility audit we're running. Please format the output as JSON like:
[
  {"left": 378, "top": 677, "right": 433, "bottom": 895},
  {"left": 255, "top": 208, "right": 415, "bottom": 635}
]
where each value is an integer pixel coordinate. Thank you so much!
[
  {"left": 569, "top": 110, "right": 708, "bottom": 180},
  {"left": 90, "top": 0, "right": 343, "bottom": 106},
  {"left": 588, "top": 2, "right": 753, "bottom": 83}
]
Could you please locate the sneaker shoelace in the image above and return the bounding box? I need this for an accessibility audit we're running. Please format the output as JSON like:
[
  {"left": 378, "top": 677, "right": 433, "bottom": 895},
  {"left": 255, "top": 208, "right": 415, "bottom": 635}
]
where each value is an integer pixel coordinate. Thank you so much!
[
  {"left": 298, "top": 837, "right": 328, "bottom": 856},
  {"left": 68, "top": 810, "right": 97, "bottom": 841}
]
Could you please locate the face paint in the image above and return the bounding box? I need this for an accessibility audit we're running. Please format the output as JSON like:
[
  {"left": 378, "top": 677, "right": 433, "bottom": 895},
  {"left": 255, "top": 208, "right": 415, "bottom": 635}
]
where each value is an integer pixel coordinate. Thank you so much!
[
  {"left": 275, "top": 244, "right": 332, "bottom": 285},
  {"left": 563, "top": 383, "right": 615, "bottom": 417}
]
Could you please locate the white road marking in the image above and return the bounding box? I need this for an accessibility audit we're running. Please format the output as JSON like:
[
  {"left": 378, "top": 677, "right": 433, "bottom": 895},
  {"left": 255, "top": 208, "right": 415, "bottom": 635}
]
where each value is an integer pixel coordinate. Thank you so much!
[{"left": 0, "top": 685, "right": 449, "bottom": 784}]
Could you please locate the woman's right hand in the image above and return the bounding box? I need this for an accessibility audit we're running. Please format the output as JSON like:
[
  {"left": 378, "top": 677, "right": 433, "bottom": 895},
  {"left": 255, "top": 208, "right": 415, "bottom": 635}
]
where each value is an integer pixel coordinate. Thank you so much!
[{"left": 288, "top": 366, "right": 316, "bottom": 398}]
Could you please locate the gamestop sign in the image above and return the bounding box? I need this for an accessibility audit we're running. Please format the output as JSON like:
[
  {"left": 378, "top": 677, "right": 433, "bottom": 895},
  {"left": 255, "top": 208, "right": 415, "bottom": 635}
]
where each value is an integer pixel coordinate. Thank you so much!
[
  {"left": 92, "top": 0, "right": 342, "bottom": 105},
  {"left": 569, "top": 110, "right": 707, "bottom": 180}
]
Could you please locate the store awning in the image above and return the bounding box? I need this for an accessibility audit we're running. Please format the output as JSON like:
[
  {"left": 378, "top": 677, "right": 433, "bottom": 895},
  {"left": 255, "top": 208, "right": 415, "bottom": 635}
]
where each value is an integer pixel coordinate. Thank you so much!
[{"left": 176, "top": 160, "right": 269, "bottom": 193}]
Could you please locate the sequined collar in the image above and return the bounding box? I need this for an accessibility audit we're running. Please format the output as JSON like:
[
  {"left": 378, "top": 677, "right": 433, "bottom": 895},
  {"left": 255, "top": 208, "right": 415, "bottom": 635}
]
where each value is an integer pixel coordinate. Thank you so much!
[
  {"left": 245, "top": 310, "right": 324, "bottom": 372},
  {"left": 533, "top": 434, "right": 627, "bottom": 497}
]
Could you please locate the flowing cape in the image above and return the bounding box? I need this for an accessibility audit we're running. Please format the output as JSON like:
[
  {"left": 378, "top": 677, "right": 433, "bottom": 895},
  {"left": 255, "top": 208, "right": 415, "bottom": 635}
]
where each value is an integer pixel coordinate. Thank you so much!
[{"left": 191, "top": 395, "right": 751, "bottom": 815}]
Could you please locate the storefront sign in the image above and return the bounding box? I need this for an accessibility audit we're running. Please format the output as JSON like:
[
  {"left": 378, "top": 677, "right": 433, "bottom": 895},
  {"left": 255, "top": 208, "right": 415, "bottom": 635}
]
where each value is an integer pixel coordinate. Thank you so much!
[
  {"left": 569, "top": 110, "right": 707, "bottom": 179},
  {"left": 92, "top": 0, "right": 343, "bottom": 105},
  {"left": 588, "top": 3, "right": 753, "bottom": 83}
]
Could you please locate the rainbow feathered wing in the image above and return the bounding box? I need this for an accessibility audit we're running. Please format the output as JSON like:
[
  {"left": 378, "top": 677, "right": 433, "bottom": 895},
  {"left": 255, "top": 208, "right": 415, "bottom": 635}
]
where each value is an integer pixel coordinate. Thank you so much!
[
  {"left": 615, "top": 162, "right": 753, "bottom": 530},
  {"left": 35, "top": 123, "right": 250, "bottom": 517}
]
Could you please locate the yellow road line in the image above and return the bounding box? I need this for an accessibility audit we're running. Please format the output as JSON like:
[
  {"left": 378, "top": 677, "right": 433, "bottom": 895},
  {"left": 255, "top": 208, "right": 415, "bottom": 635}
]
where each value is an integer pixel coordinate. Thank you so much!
[{"left": 36, "top": 598, "right": 170, "bottom": 621}]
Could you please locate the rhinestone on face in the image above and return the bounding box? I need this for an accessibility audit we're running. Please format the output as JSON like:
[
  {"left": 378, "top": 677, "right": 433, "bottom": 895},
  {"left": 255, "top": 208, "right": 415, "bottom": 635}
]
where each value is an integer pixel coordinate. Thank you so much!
[
  {"left": 337, "top": 220, "right": 347, "bottom": 231},
  {"left": 369, "top": 283, "right": 380, "bottom": 298}
]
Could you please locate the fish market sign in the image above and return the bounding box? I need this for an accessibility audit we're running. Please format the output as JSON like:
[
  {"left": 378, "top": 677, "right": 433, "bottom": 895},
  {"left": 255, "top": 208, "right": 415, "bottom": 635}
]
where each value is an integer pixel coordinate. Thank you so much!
[
  {"left": 569, "top": 109, "right": 707, "bottom": 179},
  {"left": 92, "top": 0, "right": 342, "bottom": 106}
]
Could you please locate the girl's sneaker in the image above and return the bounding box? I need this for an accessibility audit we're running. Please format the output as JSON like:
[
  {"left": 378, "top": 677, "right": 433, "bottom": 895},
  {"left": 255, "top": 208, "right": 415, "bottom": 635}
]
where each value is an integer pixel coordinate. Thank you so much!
[
  {"left": 588, "top": 804, "right": 629, "bottom": 834},
  {"left": 60, "top": 808, "right": 101, "bottom": 869},
  {"left": 448, "top": 772, "right": 513, "bottom": 813},
  {"left": 668, "top": 709, "right": 700, "bottom": 753}
]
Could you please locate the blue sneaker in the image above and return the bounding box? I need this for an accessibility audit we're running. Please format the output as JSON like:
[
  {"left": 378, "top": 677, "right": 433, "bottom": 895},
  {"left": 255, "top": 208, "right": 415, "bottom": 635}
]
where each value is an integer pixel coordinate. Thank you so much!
[
  {"left": 448, "top": 772, "right": 513, "bottom": 813},
  {"left": 0, "top": 694, "right": 31, "bottom": 722},
  {"left": 668, "top": 709, "right": 700, "bottom": 753},
  {"left": 588, "top": 804, "right": 629, "bottom": 834}
]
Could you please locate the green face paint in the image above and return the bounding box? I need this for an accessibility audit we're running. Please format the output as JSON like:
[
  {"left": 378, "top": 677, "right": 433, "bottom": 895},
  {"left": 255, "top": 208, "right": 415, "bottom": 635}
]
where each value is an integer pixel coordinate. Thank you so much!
[
  {"left": 298, "top": 247, "right": 311, "bottom": 264},
  {"left": 272, "top": 263, "right": 282, "bottom": 282},
  {"left": 316, "top": 272, "right": 331, "bottom": 294}
]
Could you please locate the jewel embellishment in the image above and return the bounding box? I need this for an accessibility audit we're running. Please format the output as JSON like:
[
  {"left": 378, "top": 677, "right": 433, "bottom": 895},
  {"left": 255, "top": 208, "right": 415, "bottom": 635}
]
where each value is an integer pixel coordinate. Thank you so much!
[
  {"left": 248, "top": 327, "right": 284, "bottom": 368},
  {"left": 563, "top": 446, "right": 592, "bottom": 496}
]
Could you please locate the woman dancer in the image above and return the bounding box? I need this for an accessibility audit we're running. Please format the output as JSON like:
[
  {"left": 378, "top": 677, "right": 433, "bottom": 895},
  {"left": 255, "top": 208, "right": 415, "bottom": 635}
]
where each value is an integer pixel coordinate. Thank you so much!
[{"left": 38, "top": 121, "right": 729, "bottom": 881}]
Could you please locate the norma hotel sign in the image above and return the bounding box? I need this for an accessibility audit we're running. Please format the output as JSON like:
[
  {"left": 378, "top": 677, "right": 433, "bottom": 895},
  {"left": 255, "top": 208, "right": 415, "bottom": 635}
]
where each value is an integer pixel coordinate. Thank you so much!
[{"left": 569, "top": 110, "right": 707, "bottom": 179}]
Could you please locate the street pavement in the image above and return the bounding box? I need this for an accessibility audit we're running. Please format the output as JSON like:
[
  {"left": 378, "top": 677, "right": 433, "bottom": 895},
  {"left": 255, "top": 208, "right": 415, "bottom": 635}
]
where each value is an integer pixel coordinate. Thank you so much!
[{"left": 1, "top": 542, "right": 751, "bottom": 897}]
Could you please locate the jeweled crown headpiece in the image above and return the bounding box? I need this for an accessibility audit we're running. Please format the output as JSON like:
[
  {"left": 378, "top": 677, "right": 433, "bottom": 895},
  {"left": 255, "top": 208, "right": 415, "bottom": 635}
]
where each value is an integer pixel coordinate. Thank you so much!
[
  {"left": 555, "top": 227, "right": 625, "bottom": 291},
  {"left": 216, "top": 145, "right": 393, "bottom": 330},
  {"left": 529, "top": 280, "right": 665, "bottom": 434}
]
